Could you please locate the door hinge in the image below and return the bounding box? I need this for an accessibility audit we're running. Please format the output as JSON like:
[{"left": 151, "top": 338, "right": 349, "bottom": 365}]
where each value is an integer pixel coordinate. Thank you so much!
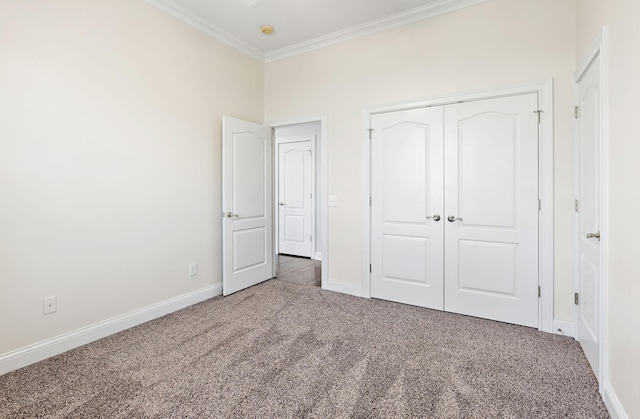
[
  {"left": 534, "top": 110, "right": 543, "bottom": 124},
  {"left": 538, "top": 199, "right": 541, "bottom": 211},
  {"left": 368, "top": 128, "right": 374, "bottom": 140},
  {"left": 310, "top": 193, "right": 312, "bottom": 199},
  {"left": 574, "top": 199, "right": 579, "bottom": 212},
  {"left": 310, "top": 235, "right": 312, "bottom": 242},
  {"left": 369, "top": 264, "right": 372, "bottom": 273},
  {"left": 369, "top": 196, "right": 372, "bottom": 206},
  {"left": 574, "top": 106, "right": 580, "bottom": 119},
  {"left": 538, "top": 286, "right": 541, "bottom": 298},
  {"left": 574, "top": 292, "right": 579, "bottom": 305}
]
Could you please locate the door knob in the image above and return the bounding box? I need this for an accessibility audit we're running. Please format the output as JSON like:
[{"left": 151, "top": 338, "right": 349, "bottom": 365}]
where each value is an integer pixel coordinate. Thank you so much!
[
  {"left": 426, "top": 214, "right": 441, "bottom": 221},
  {"left": 279, "top": 202, "right": 286, "bottom": 206},
  {"left": 225, "top": 212, "right": 238, "bottom": 218},
  {"left": 447, "top": 216, "right": 463, "bottom": 222},
  {"left": 586, "top": 231, "right": 600, "bottom": 241}
]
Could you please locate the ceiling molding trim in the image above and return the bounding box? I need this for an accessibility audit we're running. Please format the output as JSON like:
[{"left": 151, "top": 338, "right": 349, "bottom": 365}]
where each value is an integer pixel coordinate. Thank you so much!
[
  {"left": 145, "top": 0, "right": 265, "bottom": 62},
  {"left": 264, "top": 0, "right": 490, "bottom": 63}
]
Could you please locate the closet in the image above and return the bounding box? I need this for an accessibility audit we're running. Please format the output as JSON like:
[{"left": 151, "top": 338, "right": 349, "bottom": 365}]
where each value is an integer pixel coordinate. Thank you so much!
[{"left": 370, "top": 93, "right": 539, "bottom": 327}]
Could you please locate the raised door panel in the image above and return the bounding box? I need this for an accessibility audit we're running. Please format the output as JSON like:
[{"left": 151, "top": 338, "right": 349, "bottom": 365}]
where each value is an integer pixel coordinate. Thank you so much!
[
  {"left": 283, "top": 149, "right": 306, "bottom": 209},
  {"left": 383, "top": 124, "right": 429, "bottom": 224},
  {"left": 459, "top": 114, "right": 517, "bottom": 228},
  {"left": 233, "top": 132, "right": 267, "bottom": 220}
]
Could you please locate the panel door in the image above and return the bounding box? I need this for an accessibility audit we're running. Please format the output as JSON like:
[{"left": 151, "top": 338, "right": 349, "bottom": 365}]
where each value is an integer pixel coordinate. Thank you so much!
[
  {"left": 278, "top": 140, "right": 312, "bottom": 257},
  {"left": 443, "top": 94, "right": 539, "bottom": 327},
  {"left": 576, "top": 55, "right": 601, "bottom": 378},
  {"left": 222, "top": 116, "right": 273, "bottom": 296},
  {"left": 371, "top": 107, "right": 444, "bottom": 310}
]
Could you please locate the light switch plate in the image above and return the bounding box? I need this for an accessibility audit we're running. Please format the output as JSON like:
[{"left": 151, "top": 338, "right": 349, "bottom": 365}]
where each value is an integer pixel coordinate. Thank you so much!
[{"left": 328, "top": 195, "right": 338, "bottom": 207}]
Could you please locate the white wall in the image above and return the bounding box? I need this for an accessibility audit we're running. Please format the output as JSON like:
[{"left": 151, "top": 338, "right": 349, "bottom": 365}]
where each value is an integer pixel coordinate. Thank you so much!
[
  {"left": 0, "top": 0, "right": 264, "bottom": 355},
  {"left": 265, "top": 0, "right": 577, "bottom": 320},
  {"left": 577, "top": 1, "right": 640, "bottom": 417},
  {"left": 274, "top": 123, "right": 323, "bottom": 259}
]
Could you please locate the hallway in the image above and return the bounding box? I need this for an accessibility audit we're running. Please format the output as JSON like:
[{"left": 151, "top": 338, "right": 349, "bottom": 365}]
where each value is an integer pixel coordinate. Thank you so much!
[{"left": 275, "top": 255, "right": 321, "bottom": 287}]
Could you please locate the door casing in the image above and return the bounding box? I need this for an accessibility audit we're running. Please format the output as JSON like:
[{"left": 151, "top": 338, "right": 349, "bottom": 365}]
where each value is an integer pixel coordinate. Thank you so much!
[{"left": 362, "top": 81, "right": 555, "bottom": 333}]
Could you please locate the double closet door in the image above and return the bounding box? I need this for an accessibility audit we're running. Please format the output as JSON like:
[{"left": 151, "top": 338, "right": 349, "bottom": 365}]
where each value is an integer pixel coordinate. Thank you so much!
[{"left": 370, "top": 93, "right": 540, "bottom": 328}]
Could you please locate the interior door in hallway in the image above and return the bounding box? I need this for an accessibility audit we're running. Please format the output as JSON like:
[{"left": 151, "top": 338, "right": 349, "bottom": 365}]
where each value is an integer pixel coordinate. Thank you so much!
[
  {"left": 278, "top": 140, "right": 313, "bottom": 257},
  {"left": 443, "top": 94, "right": 540, "bottom": 328},
  {"left": 575, "top": 55, "right": 601, "bottom": 379},
  {"left": 370, "top": 107, "right": 445, "bottom": 310},
  {"left": 222, "top": 116, "right": 273, "bottom": 296}
]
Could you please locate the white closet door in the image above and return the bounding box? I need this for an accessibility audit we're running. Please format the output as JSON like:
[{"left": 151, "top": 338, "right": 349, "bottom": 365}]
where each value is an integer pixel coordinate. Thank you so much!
[
  {"left": 443, "top": 94, "right": 539, "bottom": 327},
  {"left": 371, "top": 107, "right": 444, "bottom": 310}
]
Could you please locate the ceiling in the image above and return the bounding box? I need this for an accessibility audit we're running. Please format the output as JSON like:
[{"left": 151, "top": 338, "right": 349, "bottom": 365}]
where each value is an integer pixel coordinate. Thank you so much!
[{"left": 146, "top": 0, "right": 488, "bottom": 62}]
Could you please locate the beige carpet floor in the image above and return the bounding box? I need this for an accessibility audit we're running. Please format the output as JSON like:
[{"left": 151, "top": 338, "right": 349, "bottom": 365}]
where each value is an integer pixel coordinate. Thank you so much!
[{"left": 0, "top": 279, "right": 609, "bottom": 418}]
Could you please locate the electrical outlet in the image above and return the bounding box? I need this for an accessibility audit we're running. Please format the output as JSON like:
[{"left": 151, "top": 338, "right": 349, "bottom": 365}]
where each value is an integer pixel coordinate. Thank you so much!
[
  {"left": 43, "top": 296, "right": 57, "bottom": 315},
  {"left": 189, "top": 263, "right": 198, "bottom": 277},
  {"left": 328, "top": 195, "right": 338, "bottom": 207}
]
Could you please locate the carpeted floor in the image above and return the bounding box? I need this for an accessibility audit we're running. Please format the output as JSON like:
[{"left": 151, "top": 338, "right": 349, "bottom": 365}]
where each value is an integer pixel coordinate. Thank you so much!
[{"left": 0, "top": 279, "right": 609, "bottom": 418}]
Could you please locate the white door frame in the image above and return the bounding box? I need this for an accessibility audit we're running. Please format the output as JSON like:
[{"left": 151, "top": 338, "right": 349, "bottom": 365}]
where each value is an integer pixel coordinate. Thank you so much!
[
  {"left": 362, "top": 80, "right": 555, "bottom": 333},
  {"left": 573, "top": 27, "right": 609, "bottom": 395},
  {"left": 275, "top": 136, "right": 316, "bottom": 259},
  {"left": 268, "top": 116, "right": 328, "bottom": 288}
]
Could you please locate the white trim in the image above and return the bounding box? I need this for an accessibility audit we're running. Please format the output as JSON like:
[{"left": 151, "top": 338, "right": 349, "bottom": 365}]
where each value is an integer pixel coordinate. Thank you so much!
[
  {"left": 146, "top": 0, "right": 489, "bottom": 63},
  {"left": 145, "top": 0, "right": 263, "bottom": 62},
  {"left": 323, "top": 279, "right": 364, "bottom": 298},
  {"left": 552, "top": 319, "right": 575, "bottom": 338},
  {"left": 0, "top": 284, "right": 222, "bottom": 376},
  {"left": 573, "top": 26, "right": 610, "bottom": 396},
  {"left": 362, "top": 80, "right": 555, "bottom": 334},
  {"left": 268, "top": 116, "right": 328, "bottom": 290},
  {"left": 604, "top": 382, "right": 629, "bottom": 419},
  {"left": 314, "top": 251, "right": 322, "bottom": 261},
  {"left": 264, "top": 0, "right": 489, "bottom": 62}
]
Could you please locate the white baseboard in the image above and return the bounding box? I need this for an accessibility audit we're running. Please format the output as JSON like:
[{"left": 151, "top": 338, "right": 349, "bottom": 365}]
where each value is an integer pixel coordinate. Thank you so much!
[
  {"left": 314, "top": 251, "right": 322, "bottom": 261},
  {"left": 604, "top": 382, "right": 629, "bottom": 419},
  {"left": 322, "top": 279, "right": 363, "bottom": 297},
  {"left": 552, "top": 318, "right": 575, "bottom": 338},
  {"left": 0, "top": 284, "right": 222, "bottom": 376}
]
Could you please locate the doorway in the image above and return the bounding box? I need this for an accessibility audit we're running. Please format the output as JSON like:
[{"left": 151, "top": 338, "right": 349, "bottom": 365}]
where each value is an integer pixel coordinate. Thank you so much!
[
  {"left": 274, "top": 122, "right": 323, "bottom": 287},
  {"left": 222, "top": 117, "right": 327, "bottom": 295}
]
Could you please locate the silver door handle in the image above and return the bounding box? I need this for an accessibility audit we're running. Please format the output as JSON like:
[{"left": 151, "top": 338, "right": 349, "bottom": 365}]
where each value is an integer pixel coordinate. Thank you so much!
[
  {"left": 586, "top": 231, "right": 600, "bottom": 241},
  {"left": 225, "top": 212, "right": 238, "bottom": 218},
  {"left": 447, "top": 216, "right": 463, "bottom": 222},
  {"left": 279, "top": 202, "right": 286, "bottom": 206},
  {"left": 426, "top": 214, "right": 441, "bottom": 221}
]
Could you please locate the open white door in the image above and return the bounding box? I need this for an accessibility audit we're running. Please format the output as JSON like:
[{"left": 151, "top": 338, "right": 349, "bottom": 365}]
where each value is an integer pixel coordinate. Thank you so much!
[
  {"left": 575, "top": 54, "right": 601, "bottom": 378},
  {"left": 222, "top": 116, "right": 273, "bottom": 296},
  {"left": 278, "top": 140, "right": 313, "bottom": 257},
  {"left": 443, "top": 94, "right": 540, "bottom": 328}
]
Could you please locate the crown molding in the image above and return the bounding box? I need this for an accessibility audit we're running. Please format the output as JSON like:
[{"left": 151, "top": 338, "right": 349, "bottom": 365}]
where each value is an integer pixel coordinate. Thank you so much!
[
  {"left": 146, "top": 0, "right": 489, "bottom": 63},
  {"left": 264, "top": 0, "right": 489, "bottom": 62},
  {"left": 145, "top": 0, "right": 264, "bottom": 62}
]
